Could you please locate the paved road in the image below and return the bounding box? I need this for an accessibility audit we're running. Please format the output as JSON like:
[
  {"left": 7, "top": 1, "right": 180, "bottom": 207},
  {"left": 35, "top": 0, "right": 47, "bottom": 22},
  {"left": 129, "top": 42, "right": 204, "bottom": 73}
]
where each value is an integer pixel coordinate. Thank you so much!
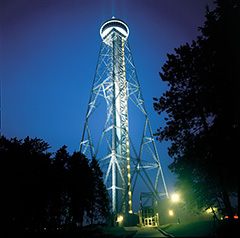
[{"left": 124, "top": 227, "right": 167, "bottom": 237}]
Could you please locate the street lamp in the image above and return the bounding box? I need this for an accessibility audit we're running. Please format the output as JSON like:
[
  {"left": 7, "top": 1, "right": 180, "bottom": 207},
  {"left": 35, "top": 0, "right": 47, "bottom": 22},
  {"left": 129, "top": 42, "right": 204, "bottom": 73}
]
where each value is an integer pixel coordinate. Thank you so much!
[
  {"left": 171, "top": 193, "right": 181, "bottom": 224},
  {"left": 117, "top": 215, "right": 123, "bottom": 222},
  {"left": 169, "top": 210, "right": 174, "bottom": 216},
  {"left": 172, "top": 194, "right": 179, "bottom": 202}
]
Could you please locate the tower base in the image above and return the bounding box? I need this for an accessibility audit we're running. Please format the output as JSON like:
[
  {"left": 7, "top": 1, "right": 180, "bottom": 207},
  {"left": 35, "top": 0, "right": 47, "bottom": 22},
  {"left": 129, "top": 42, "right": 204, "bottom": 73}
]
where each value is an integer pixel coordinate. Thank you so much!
[{"left": 117, "top": 213, "right": 139, "bottom": 227}]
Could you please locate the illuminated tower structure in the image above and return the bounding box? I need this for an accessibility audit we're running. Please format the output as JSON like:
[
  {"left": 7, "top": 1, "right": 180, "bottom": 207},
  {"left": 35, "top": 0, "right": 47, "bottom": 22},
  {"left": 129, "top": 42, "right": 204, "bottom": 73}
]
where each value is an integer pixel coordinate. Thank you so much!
[{"left": 80, "top": 17, "right": 169, "bottom": 217}]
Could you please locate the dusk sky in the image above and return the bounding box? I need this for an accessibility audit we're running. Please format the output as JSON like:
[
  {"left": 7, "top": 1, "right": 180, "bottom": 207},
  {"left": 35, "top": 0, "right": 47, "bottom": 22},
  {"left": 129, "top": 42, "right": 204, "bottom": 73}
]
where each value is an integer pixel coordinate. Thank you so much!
[{"left": 1, "top": 0, "right": 215, "bottom": 211}]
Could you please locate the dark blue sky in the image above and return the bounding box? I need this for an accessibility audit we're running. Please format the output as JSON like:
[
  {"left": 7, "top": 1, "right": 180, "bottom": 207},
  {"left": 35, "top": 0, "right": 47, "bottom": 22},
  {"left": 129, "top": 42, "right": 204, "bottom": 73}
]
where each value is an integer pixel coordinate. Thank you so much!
[{"left": 1, "top": 0, "right": 215, "bottom": 207}]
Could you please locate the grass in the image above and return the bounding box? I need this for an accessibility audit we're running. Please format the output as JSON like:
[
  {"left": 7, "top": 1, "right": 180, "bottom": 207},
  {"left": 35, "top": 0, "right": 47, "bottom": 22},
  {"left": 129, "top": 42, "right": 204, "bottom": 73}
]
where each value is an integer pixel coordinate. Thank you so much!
[{"left": 159, "top": 221, "right": 219, "bottom": 237}]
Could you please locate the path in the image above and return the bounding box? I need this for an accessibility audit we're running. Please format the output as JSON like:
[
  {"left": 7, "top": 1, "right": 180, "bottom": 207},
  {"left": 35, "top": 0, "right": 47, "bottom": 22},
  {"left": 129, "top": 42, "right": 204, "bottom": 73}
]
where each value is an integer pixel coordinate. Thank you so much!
[{"left": 124, "top": 227, "right": 167, "bottom": 237}]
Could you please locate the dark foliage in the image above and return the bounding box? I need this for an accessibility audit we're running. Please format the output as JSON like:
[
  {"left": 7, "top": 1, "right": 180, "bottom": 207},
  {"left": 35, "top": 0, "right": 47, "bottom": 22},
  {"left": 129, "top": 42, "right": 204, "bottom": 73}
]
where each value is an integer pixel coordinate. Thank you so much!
[
  {"left": 3, "top": 136, "right": 110, "bottom": 236},
  {"left": 88, "top": 157, "right": 110, "bottom": 225},
  {"left": 154, "top": 0, "right": 239, "bottom": 218}
]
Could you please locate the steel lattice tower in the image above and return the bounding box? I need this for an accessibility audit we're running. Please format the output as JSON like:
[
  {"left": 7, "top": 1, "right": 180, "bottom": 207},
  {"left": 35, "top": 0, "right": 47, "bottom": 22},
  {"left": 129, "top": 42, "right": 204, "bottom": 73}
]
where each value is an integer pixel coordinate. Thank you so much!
[{"left": 80, "top": 17, "right": 169, "bottom": 216}]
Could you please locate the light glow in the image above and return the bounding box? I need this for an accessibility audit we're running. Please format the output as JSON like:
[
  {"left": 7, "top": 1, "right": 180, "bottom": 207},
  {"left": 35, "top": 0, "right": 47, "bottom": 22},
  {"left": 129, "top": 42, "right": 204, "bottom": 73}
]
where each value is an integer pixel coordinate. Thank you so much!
[
  {"left": 117, "top": 215, "right": 123, "bottom": 222},
  {"left": 206, "top": 207, "right": 217, "bottom": 214},
  {"left": 172, "top": 194, "right": 179, "bottom": 202},
  {"left": 169, "top": 210, "right": 174, "bottom": 216}
]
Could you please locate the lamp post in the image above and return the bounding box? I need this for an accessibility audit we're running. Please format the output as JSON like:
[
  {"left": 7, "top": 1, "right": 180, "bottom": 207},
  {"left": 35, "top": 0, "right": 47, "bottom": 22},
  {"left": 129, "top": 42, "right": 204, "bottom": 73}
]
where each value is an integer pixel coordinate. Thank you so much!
[{"left": 171, "top": 193, "right": 180, "bottom": 224}]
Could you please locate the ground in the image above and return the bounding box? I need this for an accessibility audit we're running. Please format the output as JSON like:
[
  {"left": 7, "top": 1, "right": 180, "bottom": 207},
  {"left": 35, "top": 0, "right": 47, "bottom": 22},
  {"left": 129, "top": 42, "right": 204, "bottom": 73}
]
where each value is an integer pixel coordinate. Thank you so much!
[
  {"left": 101, "top": 220, "right": 227, "bottom": 237},
  {"left": 125, "top": 227, "right": 166, "bottom": 237},
  {"left": 159, "top": 221, "right": 219, "bottom": 237},
  {"left": 20, "top": 220, "right": 238, "bottom": 237},
  {"left": 101, "top": 226, "right": 167, "bottom": 237}
]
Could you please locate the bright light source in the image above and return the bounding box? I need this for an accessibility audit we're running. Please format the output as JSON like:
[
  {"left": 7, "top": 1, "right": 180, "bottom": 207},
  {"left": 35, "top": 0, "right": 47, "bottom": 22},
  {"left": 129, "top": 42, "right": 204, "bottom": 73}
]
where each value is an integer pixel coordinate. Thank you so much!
[
  {"left": 205, "top": 207, "right": 217, "bottom": 214},
  {"left": 172, "top": 194, "right": 179, "bottom": 202},
  {"left": 225, "top": 215, "right": 239, "bottom": 219},
  {"left": 117, "top": 215, "right": 123, "bottom": 222},
  {"left": 206, "top": 208, "right": 212, "bottom": 213},
  {"left": 169, "top": 210, "right": 174, "bottom": 216}
]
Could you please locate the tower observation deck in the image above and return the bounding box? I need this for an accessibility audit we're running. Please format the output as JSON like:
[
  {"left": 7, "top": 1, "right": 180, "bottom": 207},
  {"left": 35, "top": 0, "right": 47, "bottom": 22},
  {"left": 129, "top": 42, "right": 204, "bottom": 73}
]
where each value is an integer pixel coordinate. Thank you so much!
[
  {"left": 100, "top": 17, "right": 129, "bottom": 40},
  {"left": 80, "top": 17, "right": 169, "bottom": 218}
]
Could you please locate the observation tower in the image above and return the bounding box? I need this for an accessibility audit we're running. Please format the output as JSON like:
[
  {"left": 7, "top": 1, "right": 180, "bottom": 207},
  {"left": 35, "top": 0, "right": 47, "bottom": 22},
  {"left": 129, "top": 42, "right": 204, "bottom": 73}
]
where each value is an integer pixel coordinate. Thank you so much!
[{"left": 80, "top": 17, "right": 169, "bottom": 218}]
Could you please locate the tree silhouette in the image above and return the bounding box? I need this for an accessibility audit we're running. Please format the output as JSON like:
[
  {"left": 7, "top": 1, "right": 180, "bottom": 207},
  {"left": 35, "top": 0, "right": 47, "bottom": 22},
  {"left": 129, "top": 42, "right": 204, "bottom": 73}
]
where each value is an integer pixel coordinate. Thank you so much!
[
  {"left": 4, "top": 136, "right": 51, "bottom": 235},
  {"left": 3, "top": 136, "right": 110, "bottom": 236},
  {"left": 48, "top": 145, "right": 69, "bottom": 226},
  {"left": 66, "top": 151, "right": 92, "bottom": 227},
  {"left": 89, "top": 157, "right": 110, "bottom": 225},
  {"left": 154, "top": 0, "right": 239, "bottom": 219}
]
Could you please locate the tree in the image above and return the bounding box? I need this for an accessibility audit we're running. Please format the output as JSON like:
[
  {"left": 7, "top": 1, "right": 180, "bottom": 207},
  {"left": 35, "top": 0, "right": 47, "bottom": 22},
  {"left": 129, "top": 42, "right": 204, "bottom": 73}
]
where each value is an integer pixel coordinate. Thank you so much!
[
  {"left": 89, "top": 157, "right": 110, "bottom": 225},
  {"left": 47, "top": 145, "right": 69, "bottom": 226},
  {"left": 153, "top": 0, "right": 239, "bottom": 219},
  {"left": 4, "top": 135, "right": 110, "bottom": 235},
  {"left": 66, "top": 151, "right": 93, "bottom": 227},
  {"left": 66, "top": 153, "right": 110, "bottom": 227},
  {"left": 3, "top": 136, "right": 52, "bottom": 235}
]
